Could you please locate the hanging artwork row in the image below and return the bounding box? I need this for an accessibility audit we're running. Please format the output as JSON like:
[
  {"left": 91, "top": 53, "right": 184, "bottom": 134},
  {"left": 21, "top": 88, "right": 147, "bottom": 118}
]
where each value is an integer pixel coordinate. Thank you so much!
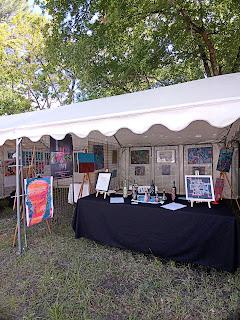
[{"left": 24, "top": 176, "right": 53, "bottom": 227}]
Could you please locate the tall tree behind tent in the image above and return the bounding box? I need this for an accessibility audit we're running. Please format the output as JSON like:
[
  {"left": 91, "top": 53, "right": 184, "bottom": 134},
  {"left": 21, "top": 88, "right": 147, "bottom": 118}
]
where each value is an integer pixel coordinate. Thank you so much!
[{"left": 39, "top": 0, "right": 240, "bottom": 99}]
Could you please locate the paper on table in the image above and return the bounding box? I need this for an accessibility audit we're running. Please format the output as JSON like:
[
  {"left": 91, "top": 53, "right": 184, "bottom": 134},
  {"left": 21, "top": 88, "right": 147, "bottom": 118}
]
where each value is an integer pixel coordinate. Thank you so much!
[
  {"left": 161, "top": 202, "right": 187, "bottom": 211},
  {"left": 110, "top": 197, "right": 124, "bottom": 204}
]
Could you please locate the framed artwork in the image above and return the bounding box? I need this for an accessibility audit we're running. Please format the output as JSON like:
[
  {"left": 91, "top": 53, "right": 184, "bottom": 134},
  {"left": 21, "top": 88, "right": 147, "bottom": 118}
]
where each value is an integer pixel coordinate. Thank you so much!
[
  {"left": 214, "top": 178, "right": 224, "bottom": 202},
  {"left": 24, "top": 176, "right": 54, "bottom": 227},
  {"left": 93, "top": 145, "right": 104, "bottom": 170},
  {"left": 162, "top": 164, "right": 171, "bottom": 175},
  {"left": 188, "top": 147, "right": 212, "bottom": 164},
  {"left": 157, "top": 150, "right": 175, "bottom": 163},
  {"left": 111, "top": 169, "right": 117, "bottom": 178},
  {"left": 96, "top": 172, "right": 112, "bottom": 192},
  {"left": 112, "top": 150, "right": 118, "bottom": 164},
  {"left": 192, "top": 166, "right": 205, "bottom": 175},
  {"left": 78, "top": 152, "right": 96, "bottom": 173},
  {"left": 131, "top": 150, "right": 149, "bottom": 164},
  {"left": 135, "top": 166, "right": 145, "bottom": 176},
  {"left": 216, "top": 148, "right": 233, "bottom": 172},
  {"left": 50, "top": 134, "right": 73, "bottom": 178},
  {"left": 185, "top": 175, "right": 215, "bottom": 202}
]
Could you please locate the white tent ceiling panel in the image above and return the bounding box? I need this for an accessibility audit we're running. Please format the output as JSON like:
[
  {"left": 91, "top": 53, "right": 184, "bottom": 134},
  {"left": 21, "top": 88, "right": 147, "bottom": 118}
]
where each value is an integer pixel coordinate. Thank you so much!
[{"left": 0, "top": 73, "right": 240, "bottom": 145}]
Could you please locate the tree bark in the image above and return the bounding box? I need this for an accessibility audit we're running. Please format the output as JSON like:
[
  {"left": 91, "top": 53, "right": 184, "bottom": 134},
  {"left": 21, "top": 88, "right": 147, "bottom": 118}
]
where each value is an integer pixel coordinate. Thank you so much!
[{"left": 232, "top": 46, "right": 240, "bottom": 73}]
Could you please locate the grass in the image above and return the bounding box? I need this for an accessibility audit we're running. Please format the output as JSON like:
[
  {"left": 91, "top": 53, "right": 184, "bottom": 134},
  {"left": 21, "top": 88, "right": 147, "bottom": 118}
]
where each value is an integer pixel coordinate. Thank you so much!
[{"left": 0, "top": 201, "right": 239, "bottom": 320}]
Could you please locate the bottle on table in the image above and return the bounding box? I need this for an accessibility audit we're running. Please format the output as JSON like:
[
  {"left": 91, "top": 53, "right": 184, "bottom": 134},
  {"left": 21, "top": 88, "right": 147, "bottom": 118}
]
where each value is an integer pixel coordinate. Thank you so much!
[
  {"left": 162, "top": 189, "right": 167, "bottom": 201},
  {"left": 149, "top": 180, "right": 155, "bottom": 197},
  {"left": 171, "top": 180, "right": 177, "bottom": 202},
  {"left": 123, "top": 179, "right": 128, "bottom": 198}
]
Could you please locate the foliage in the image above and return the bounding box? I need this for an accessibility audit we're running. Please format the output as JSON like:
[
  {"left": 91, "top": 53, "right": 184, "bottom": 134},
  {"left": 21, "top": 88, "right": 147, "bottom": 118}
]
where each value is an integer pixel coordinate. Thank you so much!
[
  {"left": 38, "top": 0, "right": 240, "bottom": 99},
  {"left": 0, "top": 0, "right": 27, "bottom": 22}
]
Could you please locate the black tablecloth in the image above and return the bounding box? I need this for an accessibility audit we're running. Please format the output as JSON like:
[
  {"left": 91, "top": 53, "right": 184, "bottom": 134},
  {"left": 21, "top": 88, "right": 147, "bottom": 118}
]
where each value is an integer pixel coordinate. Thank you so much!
[{"left": 72, "top": 195, "right": 240, "bottom": 272}]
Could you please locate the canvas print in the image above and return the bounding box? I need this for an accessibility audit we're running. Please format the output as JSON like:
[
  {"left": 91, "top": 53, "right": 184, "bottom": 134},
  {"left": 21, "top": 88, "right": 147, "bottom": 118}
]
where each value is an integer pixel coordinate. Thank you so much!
[
  {"left": 50, "top": 134, "right": 73, "bottom": 178},
  {"left": 78, "top": 152, "right": 96, "bottom": 173},
  {"left": 216, "top": 148, "right": 233, "bottom": 172},
  {"left": 112, "top": 150, "right": 118, "bottom": 164},
  {"left": 131, "top": 150, "right": 149, "bottom": 164},
  {"left": 157, "top": 150, "right": 175, "bottom": 163},
  {"left": 93, "top": 145, "right": 104, "bottom": 170},
  {"left": 162, "top": 165, "right": 171, "bottom": 175},
  {"left": 214, "top": 178, "right": 224, "bottom": 202},
  {"left": 188, "top": 147, "right": 212, "bottom": 164},
  {"left": 24, "top": 176, "right": 53, "bottom": 227},
  {"left": 185, "top": 175, "right": 215, "bottom": 201},
  {"left": 135, "top": 166, "right": 145, "bottom": 176},
  {"left": 192, "top": 166, "right": 205, "bottom": 175}
]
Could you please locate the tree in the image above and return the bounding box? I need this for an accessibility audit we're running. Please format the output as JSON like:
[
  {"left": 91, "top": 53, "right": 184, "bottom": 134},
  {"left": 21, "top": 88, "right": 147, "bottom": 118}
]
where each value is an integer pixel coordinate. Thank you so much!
[
  {"left": 0, "top": 7, "right": 78, "bottom": 115},
  {"left": 38, "top": 0, "right": 240, "bottom": 99},
  {"left": 0, "top": 0, "right": 27, "bottom": 22}
]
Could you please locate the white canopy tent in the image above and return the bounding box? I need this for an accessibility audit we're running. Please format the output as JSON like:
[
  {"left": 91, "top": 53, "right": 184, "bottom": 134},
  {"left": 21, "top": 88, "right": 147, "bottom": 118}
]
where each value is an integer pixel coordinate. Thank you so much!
[
  {"left": 0, "top": 72, "right": 240, "bottom": 146},
  {"left": 1, "top": 72, "right": 240, "bottom": 254}
]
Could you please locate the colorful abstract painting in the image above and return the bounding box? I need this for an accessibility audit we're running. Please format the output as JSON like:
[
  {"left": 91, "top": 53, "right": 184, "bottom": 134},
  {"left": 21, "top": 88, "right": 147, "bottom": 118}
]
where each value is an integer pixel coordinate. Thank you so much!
[
  {"left": 50, "top": 134, "right": 73, "bottom": 178},
  {"left": 135, "top": 166, "right": 145, "bottom": 176},
  {"left": 185, "top": 175, "right": 215, "bottom": 201},
  {"left": 93, "top": 145, "right": 104, "bottom": 170},
  {"left": 131, "top": 150, "right": 149, "bottom": 164},
  {"left": 188, "top": 147, "right": 212, "bottom": 164},
  {"left": 214, "top": 178, "right": 224, "bottom": 202},
  {"left": 216, "top": 148, "right": 233, "bottom": 172},
  {"left": 78, "top": 152, "right": 96, "bottom": 173},
  {"left": 24, "top": 176, "right": 53, "bottom": 227}
]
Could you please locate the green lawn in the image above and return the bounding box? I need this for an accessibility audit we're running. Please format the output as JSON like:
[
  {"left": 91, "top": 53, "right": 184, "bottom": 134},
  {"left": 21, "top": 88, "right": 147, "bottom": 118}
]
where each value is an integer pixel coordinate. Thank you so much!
[{"left": 0, "top": 204, "right": 239, "bottom": 320}]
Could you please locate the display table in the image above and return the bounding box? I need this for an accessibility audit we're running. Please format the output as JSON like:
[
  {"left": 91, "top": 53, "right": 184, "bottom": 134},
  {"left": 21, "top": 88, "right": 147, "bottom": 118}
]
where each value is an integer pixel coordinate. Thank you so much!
[{"left": 72, "top": 194, "right": 240, "bottom": 272}]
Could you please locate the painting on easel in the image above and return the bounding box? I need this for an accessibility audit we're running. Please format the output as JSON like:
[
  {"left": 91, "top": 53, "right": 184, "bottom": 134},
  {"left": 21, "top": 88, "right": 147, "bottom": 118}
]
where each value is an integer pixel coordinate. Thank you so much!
[{"left": 24, "top": 176, "right": 53, "bottom": 227}]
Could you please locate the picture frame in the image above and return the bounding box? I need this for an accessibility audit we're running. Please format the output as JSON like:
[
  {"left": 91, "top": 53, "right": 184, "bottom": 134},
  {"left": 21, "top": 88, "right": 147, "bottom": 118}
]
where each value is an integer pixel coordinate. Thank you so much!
[
  {"left": 95, "top": 172, "right": 112, "bottom": 192},
  {"left": 185, "top": 175, "right": 215, "bottom": 202},
  {"left": 156, "top": 150, "right": 175, "bottom": 163}
]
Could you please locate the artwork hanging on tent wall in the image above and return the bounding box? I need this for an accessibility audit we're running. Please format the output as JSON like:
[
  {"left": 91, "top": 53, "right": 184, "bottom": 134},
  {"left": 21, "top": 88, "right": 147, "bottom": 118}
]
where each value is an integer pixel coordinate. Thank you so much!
[
  {"left": 135, "top": 166, "right": 145, "bottom": 176},
  {"left": 112, "top": 150, "right": 118, "bottom": 164},
  {"left": 131, "top": 150, "right": 149, "bottom": 164},
  {"left": 192, "top": 166, "right": 205, "bottom": 175},
  {"left": 50, "top": 134, "right": 73, "bottom": 178},
  {"left": 216, "top": 148, "right": 234, "bottom": 172},
  {"left": 188, "top": 147, "right": 212, "bottom": 164},
  {"left": 157, "top": 150, "right": 175, "bottom": 163},
  {"left": 78, "top": 152, "right": 95, "bottom": 173},
  {"left": 185, "top": 175, "right": 215, "bottom": 201},
  {"left": 24, "top": 176, "right": 53, "bottom": 227},
  {"left": 93, "top": 145, "right": 104, "bottom": 170},
  {"left": 162, "top": 165, "right": 171, "bottom": 175}
]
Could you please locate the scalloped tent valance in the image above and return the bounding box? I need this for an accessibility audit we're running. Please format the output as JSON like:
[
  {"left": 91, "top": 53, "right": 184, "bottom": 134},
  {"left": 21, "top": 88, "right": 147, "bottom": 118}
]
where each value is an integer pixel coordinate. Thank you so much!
[{"left": 0, "top": 73, "right": 240, "bottom": 146}]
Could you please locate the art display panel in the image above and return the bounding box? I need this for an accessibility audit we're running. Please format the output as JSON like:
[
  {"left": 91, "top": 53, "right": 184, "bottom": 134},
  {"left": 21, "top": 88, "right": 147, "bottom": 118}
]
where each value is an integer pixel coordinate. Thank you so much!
[{"left": 24, "top": 176, "right": 53, "bottom": 227}]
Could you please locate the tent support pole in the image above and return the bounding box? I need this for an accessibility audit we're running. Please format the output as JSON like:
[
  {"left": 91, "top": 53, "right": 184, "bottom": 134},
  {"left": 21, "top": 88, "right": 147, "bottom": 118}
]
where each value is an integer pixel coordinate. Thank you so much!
[{"left": 16, "top": 138, "right": 22, "bottom": 254}]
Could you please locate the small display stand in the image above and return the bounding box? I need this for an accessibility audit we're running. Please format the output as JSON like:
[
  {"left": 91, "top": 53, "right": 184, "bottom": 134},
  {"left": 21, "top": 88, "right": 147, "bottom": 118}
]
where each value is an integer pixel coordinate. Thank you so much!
[{"left": 95, "top": 171, "right": 112, "bottom": 199}]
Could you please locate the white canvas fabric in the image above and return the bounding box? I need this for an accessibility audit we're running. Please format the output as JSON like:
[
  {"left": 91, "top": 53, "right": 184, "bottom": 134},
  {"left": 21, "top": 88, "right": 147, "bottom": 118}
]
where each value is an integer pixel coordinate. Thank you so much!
[{"left": 0, "top": 73, "right": 240, "bottom": 146}]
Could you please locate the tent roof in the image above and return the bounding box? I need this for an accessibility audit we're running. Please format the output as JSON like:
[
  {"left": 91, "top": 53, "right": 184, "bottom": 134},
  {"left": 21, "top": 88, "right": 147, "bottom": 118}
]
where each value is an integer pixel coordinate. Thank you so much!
[{"left": 0, "top": 72, "right": 240, "bottom": 146}]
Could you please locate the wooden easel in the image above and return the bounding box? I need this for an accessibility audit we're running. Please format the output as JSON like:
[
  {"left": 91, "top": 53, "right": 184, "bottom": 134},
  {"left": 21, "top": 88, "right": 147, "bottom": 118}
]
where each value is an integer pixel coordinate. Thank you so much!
[
  {"left": 219, "top": 171, "right": 240, "bottom": 212},
  {"left": 12, "top": 148, "right": 51, "bottom": 247},
  {"left": 78, "top": 172, "right": 92, "bottom": 199}
]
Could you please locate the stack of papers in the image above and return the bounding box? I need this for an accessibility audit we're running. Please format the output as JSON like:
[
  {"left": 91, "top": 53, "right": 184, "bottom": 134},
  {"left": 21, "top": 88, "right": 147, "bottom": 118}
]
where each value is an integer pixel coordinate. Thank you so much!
[
  {"left": 110, "top": 197, "right": 125, "bottom": 204},
  {"left": 161, "top": 202, "right": 187, "bottom": 211}
]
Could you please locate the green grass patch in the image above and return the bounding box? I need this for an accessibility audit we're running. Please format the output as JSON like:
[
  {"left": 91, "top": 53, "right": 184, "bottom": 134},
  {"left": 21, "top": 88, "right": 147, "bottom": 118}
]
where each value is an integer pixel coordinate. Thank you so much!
[{"left": 0, "top": 207, "right": 239, "bottom": 320}]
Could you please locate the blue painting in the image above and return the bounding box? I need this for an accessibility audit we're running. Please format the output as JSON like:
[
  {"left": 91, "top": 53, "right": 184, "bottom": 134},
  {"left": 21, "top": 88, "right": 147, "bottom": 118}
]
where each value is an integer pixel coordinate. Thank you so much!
[
  {"left": 185, "top": 176, "right": 214, "bottom": 200},
  {"left": 216, "top": 148, "right": 233, "bottom": 172},
  {"left": 93, "top": 145, "right": 104, "bottom": 170},
  {"left": 188, "top": 147, "right": 212, "bottom": 164}
]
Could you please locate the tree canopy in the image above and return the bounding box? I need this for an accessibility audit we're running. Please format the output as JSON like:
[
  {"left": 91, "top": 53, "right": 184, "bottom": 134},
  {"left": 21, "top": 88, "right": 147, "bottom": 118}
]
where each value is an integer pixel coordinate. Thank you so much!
[{"left": 38, "top": 0, "right": 240, "bottom": 99}]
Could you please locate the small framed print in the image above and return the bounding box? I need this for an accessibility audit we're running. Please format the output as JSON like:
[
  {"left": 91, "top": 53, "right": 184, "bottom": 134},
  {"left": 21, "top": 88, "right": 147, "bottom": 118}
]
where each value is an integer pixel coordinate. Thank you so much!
[{"left": 157, "top": 150, "right": 175, "bottom": 163}]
